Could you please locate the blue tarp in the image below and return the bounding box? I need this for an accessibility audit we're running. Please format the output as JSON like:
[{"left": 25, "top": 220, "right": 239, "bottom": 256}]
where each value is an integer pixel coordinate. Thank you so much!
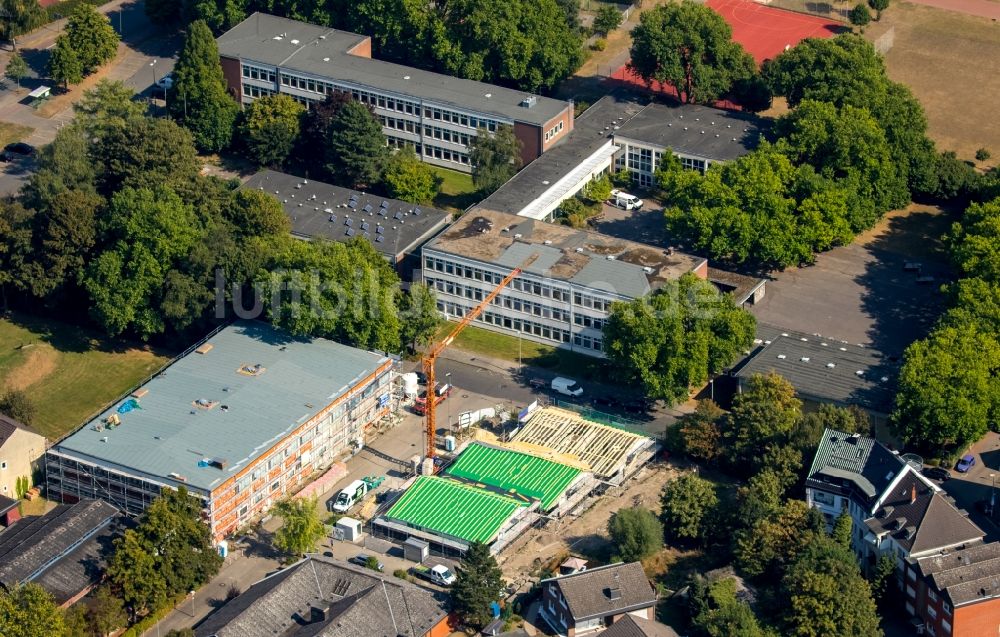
[{"left": 117, "top": 398, "right": 141, "bottom": 414}]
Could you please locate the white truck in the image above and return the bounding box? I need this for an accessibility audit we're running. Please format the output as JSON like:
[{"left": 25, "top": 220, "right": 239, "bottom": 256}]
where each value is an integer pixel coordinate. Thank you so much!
[
  {"left": 329, "top": 479, "right": 368, "bottom": 513},
  {"left": 610, "top": 189, "right": 643, "bottom": 211},
  {"left": 411, "top": 563, "right": 457, "bottom": 586},
  {"left": 551, "top": 377, "right": 584, "bottom": 397}
]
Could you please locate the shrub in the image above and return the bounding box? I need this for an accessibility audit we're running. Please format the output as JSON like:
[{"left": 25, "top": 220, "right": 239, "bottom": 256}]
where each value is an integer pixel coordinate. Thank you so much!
[
  {"left": 591, "top": 38, "right": 607, "bottom": 51},
  {"left": 977, "top": 148, "right": 992, "bottom": 162}
]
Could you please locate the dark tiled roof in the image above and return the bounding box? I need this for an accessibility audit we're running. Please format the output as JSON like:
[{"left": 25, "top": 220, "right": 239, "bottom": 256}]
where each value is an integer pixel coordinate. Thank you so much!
[
  {"left": 732, "top": 327, "right": 896, "bottom": 414},
  {"left": 807, "top": 428, "right": 905, "bottom": 504},
  {"left": 613, "top": 103, "right": 768, "bottom": 162},
  {"left": 243, "top": 170, "right": 451, "bottom": 263},
  {"left": 601, "top": 616, "right": 680, "bottom": 637},
  {"left": 916, "top": 542, "right": 1000, "bottom": 607},
  {"left": 865, "top": 473, "right": 982, "bottom": 555},
  {"left": 0, "top": 500, "right": 123, "bottom": 603},
  {"left": 542, "top": 562, "right": 656, "bottom": 621},
  {"left": 195, "top": 556, "right": 448, "bottom": 637}
]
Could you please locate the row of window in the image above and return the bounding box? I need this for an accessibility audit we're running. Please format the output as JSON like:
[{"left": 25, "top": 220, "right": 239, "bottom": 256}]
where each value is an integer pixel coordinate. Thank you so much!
[
  {"left": 574, "top": 314, "right": 606, "bottom": 330},
  {"left": 544, "top": 120, "right": 565, "bottom": 142},
  {"left": 243, "top": 64, "right": 504, "bottom": 133},
  {"left": 439, "top": 301, "right": 572, "bottom": 344},
  {"left": 424, "top": 144, "right": 470, "bottom": 165},
  {"left": 573, "top": 333, "right": 603, "bottom": 351},
  {"left": 423, "top": 255, "right": 616, "bottom": 310},
  {"left": 243, "top": 84, "right": 276, "bottom": 99},
  {"left": 427, "top": 277, "right": 571, "bottom": 321},
  {"left": 424, "top": 125, "right": 472, "bottom": 147}
]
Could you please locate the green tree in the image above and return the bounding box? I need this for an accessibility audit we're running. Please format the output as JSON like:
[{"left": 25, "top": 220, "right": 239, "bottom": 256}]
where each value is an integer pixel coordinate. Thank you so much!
[
  {"left": 97, "top": 116, "right": 200, "bottom": 195},
  {"left": 628, "top": 1, "right": 757, "bottom": 104},
  {"left": 240, "top": 93, "right": 303, "bottom": 167},
  {"left": 794, "top": 404, "right": 865, "bottom": 456},
  {"left": 83, "top": 186, "right": 200, "bottom": 338},
  {"left": 679, "top": 400, "right": 725, "bottom": 463},
  {"left": 849, "top": 3, "right": 872, "bottom": 27},
  {"left": 106, "top": 526, "right": 169, "bottom": 613},
  {"left": 383, "top": 145, "right": 443, "bottom": 204},
  {"left": 781, "top": 537, "right": 882, "bottom": 637},
  {"left": 225, "top": 188, "right": 290, "bottom": 238},
  {"left": 345, "top": 0, "right": 436, "bottom": 66},
  {"left": 604, "top": 274, "right": 756, "bottom": 403},
  {"left": 183, "top": 0, "right": 247, "bottom": 34},
  {"left": 582, "top": 173, "right": 612, "bottom": 204},
  {"left": 452, "top": 541, "right": 506, "bottom": 630},
  {"left": 868, "top": 553, "right": 897, "bottom": 603},
  {"left": 73, "top": 80, "right": 147, "bottom": 140},
  {"left": 892, "top": 324, "right": 1000, "bottom": 452},
  {"left": 261, "top": 238, "right": 403, "bottom": 351},
  {"left": 65, "top": 3, "right": 120, "bottom": 73},
  {"left": 0, "top": 583, "right": 65, "bottom": 637},
  {"left": 607, "top": 507, "right": 664, "bottom": 562},
  {"left": 325, "top": 100, "right": 388, "bottom": 188},
  {"left": 734, "top": 499, "right": 823, "bottom": 578},
  {"left": 470, "top": 125, "right": 523, "bottom": 195},
  {"left": 735, "top": 469, "right": 784, "bottom": 528},
  {"left": 593, "top": 5, "right": 622, "bottom": 36},
  {"left": 170, "top": 20, "right": 239, "bottom": 152},
  {"left": 63, "top": 604, "right": 89, "bottom": 637},
  {"left": 0, "top": 0, "right": 46, "bottom": 49},
  {"left": 951, "top": 198, "right": 1000, "bottom": 280},
  {"left": 165, "top": 630, "right": 197, "bottom": 637},
  {"left": 145, "top": 0, "right": 181, "bottom": 23},
  {"left": 5, "top": 52, "right": 28, "bottom": 90},
  {"left": 690, "top": 576, "right": 768, "bottom": 637},
  {"left": 272, "top": 497, "right": 326, "bottom": 557},
  {"left": 298, "top": 91, "right": 352, "bottom": 164},
  {"left": 48, "top": 35, "right": 84, "bottom": 88},
  {"left": 0, "top": 389, "right": 35, "bottom": 425},
  {"left": 724, "top": 372, "right": 801, "bottom": 473},
  {"left": 867, "top": 0, "right": 889, "bottom": 19},
  {"left": 832, "top": 512, "right": 852, "bottom": 548},
  {"left": 399, "top": 283, "right": 442, "bottom": 349},
  {"left": 660, "top": 473, "right": 718, "bottom": 543},
  {"left": 89, "top": 585, "right": 127, "bottom": 636},
  {"left": 977, "top": 148, "right": 992, "bottom": 162}
]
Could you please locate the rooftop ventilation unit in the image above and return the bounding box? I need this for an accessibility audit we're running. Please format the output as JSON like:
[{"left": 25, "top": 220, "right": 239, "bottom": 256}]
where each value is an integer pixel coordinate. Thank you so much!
[
  {"left": 643, "top": 266, "right": 654, "bottom": 274},
  {"left": 777, "top": 354, "right": 786, "bottom": 359},
  {"left": 606, "top": 255, "right": 616, "bottom": 260},
  {"left": 543, "top": 240, "right": 552, "bottom": 245},
  {"left": 575, "top": 247, "right": 584, "bottom": 253},
  {"left": 290, "top": 39, "right": 300, "bottom": 45},
  {"left": 521, "top": 96, "right": 537, "bottom": 108}
]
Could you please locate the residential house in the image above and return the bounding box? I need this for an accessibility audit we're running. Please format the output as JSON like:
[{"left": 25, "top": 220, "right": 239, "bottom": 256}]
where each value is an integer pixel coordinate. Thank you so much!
[
  {"left": 0, "top": 499, "right": 126, "bottom": 607},
  {"left": 539, "top": 562, "right": 658, "bottom": 636},
  {"left": 195, "top": 555, "right": 452, "bottom": 637},
  {"left": 0, "top": 413, "right": 46, "bottom": 499}
]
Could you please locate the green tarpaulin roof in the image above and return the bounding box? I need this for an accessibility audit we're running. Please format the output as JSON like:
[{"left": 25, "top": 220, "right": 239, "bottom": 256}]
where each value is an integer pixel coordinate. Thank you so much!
[
  {"left": 445, "top": 443, "right": 581, "bottom": 510},
  {"left": 385, "top": 476, "right": 526, "bottom": 544}
]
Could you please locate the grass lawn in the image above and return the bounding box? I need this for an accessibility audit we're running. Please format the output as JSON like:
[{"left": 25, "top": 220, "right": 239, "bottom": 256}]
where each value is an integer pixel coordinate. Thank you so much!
[
  {"left": 432, "top": 322, "right": 604, "bottom": 380},
  {"left": 430, "top": 166, "right": 480, "bottom": 213},
  {"left": 0, "top": 313, "right": 172, "bottom": 440},
  {"left": 0, "top": 122, "right": 35, "bottom": 148}
]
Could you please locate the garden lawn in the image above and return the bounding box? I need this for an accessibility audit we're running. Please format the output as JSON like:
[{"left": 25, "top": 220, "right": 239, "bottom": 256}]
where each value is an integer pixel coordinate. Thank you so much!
[
  {"left": 430, "top": 166, "right": 480, "bottom": 212},
  {"left": 0, "top": 314, "right": 171, "bottom": 440},
  {"left": 0, "top": 122, "right": 34, "bottom": 148}
]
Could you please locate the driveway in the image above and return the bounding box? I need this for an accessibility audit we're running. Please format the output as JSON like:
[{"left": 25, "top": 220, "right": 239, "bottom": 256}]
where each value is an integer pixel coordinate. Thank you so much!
[{"left": 938, "top": 432, "right": 1000, "bottom": 542}]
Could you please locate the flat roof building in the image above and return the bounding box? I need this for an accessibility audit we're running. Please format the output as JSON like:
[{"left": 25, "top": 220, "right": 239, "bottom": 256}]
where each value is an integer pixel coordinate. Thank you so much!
[
  {"left": 614, "top": 102, "right": 768, "bottom": 187},
  {"left": 46, "top": 321, "right": 395, "bottom": 542},
  {"left": 732, "top": 325, "right": 897, "bottom": 425},
  {"left": 243, "top": 170, "right": 451, "bottom": 278},
  {"left": 217, "top": 13, "right": 575, "bottom": 173},
  {"left": 421, "top": 209, "right": 706, "bottom": 356}
]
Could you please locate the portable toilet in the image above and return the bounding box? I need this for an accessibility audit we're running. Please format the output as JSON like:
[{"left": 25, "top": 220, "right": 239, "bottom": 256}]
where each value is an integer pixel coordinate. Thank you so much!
[
  {"left": 336, "top": 517, "right": 363, "bottom": 543},
  {"left": 444, "top": 435, "right": 456, "bottom": 452},
  {"left": 403, "top": 537, "right": 429, "bottom": 563},
  {"left": 217, "top": 540, "right": 229, "bottom": 558}
]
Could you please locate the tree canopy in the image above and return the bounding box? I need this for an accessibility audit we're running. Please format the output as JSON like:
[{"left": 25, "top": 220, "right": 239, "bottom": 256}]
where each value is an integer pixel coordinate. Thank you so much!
[
  {"left": 628, "top": 1, "right": 757, "bottom": 105},
  {"left": 272, "top": 496, "right": 326, "bottom": 556},
  {"left": 608, "top": 507, "right": 664, "bottom": 562},
  {"left": 0, "top": 583, "right": 65, "bottom": 637},
  {"left": 0, "top": 0, "right": 46, "bottom": 46},
  {"left": 240, "top": 93, "right": 303, "bottom": 167},
  {"left": 48, "top": 35, "right": 83, "bottom": 88},
  {"left": 470, "top": 125, "right": 522, "bottom": 195},
  {"left": 65, "top": 4, "right": 119, "bottom": 73},
  {"left": 324, "top": 100, "right": 388, "bottom": 188},
  {"left": 170, "top": 20, "right": 239, "bottom": 152},
  {"left": 660, "top": 473, "right": 718, "bottom": 543},
  {"left": 383, "top": 145, "right": 443, "bottom": 205},
  {"left": 603, "top": 273, "right": 756, "bottom": 403},
  {"left": 724, "top": 372, "right": 802, "bottom": 473},
  {"left": 452, "top": 541, "right": 506, "bottom": 629}
]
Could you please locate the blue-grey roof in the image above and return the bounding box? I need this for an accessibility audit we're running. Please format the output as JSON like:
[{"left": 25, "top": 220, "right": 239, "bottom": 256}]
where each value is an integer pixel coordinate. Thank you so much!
[
  {"left": 52, "top": 322, "right": 389, "bottom": 492},
  {"left": 497, "top": 242, "right": 562, "bottom": 276},
  {"left": 571, "top": 259, "right": 651, "bottom": 298}
]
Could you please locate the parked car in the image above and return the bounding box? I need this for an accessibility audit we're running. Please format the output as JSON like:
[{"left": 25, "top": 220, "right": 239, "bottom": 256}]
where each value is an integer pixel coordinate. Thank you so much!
[
  {"left": 528, "top": 378, "right": 547, "bottom": 390},
  {"left": 956, "top": 454, "right": 977, "bottom": 473},
  {"left": 2, "top": 142, "right": 35, "bottom": 161},
  {"left": 609, "top": 189, "right": 643, "bottom": 210},
  {"left": 551, "top": 377, "right": 583, "bottom": 397},
  {"left": 350, "top": 554, "right": 384, "bottom": 572},
  {"left": 922, "top": 466, "right": 951, "bottom": 482},
  {"left": 411, "top": 563, "right": 456, "bottom": 586},
  {"left": 156, "top": 74, "right": 174, "bottom": 89}
]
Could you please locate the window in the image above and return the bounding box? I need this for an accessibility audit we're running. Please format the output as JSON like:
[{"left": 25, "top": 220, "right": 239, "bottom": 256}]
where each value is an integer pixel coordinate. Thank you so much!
[
  {"left": 942, "top": 619, "right": 951, "bottom": 633},
  {"left": 942, "top": 602, "right": 951, "bottom": 615},
  {"left": 0, "top": 461, "right": 6, "bottom": 470},
  {"left": 927, "top": 605, "right": 937, "bottom": 619}
]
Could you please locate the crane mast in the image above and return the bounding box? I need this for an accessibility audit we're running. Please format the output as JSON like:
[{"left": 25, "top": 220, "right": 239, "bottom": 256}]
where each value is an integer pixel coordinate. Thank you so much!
[{"left": 422, "top": 266, "right": 523, "bottom": 460}]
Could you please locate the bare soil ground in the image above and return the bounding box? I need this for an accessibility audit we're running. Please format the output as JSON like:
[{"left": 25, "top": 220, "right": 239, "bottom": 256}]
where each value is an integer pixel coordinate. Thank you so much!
[
  {"left": 498, "top": 463, "right": 683, "bottom": 585},
  {"left": 874, "top": 2, "right": 1000, "bottom": 169}
]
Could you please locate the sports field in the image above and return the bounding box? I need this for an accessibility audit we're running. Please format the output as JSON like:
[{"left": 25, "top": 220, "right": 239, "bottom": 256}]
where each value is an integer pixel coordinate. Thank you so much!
[
  {"left": 444, "top": 443, "right": 581, "bottom": 510},
  {"left": 385, "top": 476, "right": 527, "bottom": 543},
  {"left": 0, "top": 314, "right": 170, "bottom": 440}
]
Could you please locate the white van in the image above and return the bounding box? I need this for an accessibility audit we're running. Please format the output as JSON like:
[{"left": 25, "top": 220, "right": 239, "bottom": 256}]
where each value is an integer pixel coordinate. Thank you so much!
[
  {"left": 330, "top": 480, "right": 368, "bottom": 512},
  {"left": 551, "top": 377, "right": 584, "bottom": 397},
  {"left": 610, "top": 189, "right": 643, "bottom": 210}
]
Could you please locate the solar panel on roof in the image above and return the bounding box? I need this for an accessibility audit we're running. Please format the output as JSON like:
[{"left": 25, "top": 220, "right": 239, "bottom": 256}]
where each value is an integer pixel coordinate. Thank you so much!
[
  {"left": 361, "top": 222, "right": 370, "bottom": 231},
  {"left": 348, "top": 200, "right": 356, "bottom": 209},
  {"left": 414, "top": 207, "right": 422, "bottom": 216},
  {"left": 345, "top": 218, "right": 353, "bottom": 226},
  {"left": 328, "top": 215, "right": 337, "bottom": 222},
  {"left": 346, "top": 228, "right": 355, "bottom": 237},
  {"left": 380, "top": 200, "right": 388, "bottom": 208},
  {"left": 363, "top": 203, "right": 372, "bottom": 213},
  {"left": 376, "top": 225, "right": 384, "bottom": 234},
  {"left": 349, "top": 193, "right": 357, "bottom": 201},
  {"left": 375, "top": 235, "right": 384, "bottom": 243},
  {"left": 394, "top": 211, "right": 403, "bottom": 220}
]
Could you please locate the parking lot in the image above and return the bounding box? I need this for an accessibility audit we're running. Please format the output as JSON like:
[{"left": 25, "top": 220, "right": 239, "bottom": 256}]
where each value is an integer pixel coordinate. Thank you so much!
[{"left": 936, "top": 432, "right": 1000, "bottom": 541}]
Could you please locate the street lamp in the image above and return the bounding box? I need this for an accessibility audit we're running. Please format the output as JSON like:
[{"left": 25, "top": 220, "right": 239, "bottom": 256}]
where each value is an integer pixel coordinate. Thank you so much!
[
  {"left": 991, "top": 473, "right": 996, "bottom": 519},
  {"left": 445, "top": 372, "right": 452, "bottom": 430}
]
